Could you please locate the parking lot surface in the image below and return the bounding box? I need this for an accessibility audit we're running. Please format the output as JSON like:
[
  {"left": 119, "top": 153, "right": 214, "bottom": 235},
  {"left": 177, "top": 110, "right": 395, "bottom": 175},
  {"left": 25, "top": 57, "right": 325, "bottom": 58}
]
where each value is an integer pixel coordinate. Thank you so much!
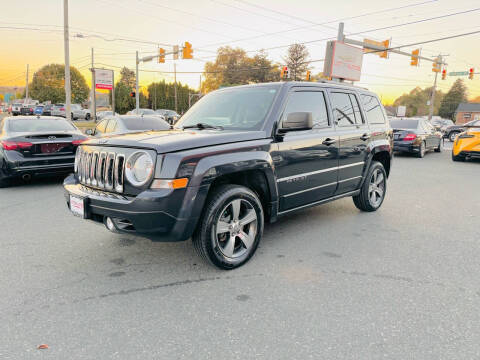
[{"left": 1, "top": 146, "right": 479, "bottom": 359}]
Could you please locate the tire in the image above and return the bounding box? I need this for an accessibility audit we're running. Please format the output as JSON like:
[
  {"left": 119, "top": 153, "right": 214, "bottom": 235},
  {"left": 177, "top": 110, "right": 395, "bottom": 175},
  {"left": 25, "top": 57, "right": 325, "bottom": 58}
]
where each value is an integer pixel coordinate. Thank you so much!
[
  {"left": 449, "top": 131, "right": 460, "bottom": 142},
  {"left": 353, "top": 161, "right": 387, "bottom": 212},
  {"left": 192, "top": 184, "right": 264, "bottom": 270},
  {"left": 85, "top": 113, "right": 91, "bottom": 121},
  {"left": 416, "top": 141, "right": 426, "bottom": 158},
  {"left": 452, "top": 151, "right": 465, "bottom": 162},
  {"left": 434, "top": 138, "right": 443, "bottom": 152}
]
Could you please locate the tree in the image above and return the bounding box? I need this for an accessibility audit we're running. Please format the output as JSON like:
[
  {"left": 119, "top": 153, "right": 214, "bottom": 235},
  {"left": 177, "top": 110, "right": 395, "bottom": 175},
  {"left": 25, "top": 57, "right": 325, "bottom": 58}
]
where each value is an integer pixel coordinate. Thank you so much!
[
  {"left": 393, "top": 86, "right": 444, "bottom": 117},
  {"left": 28, "top": 64, "right": 89, "bottom": 103},
  {"left": 113, "top": 67, "right": 144, "bottom": 114},
  {"left": 119, "top": 67, "right": 136, "bottom": 88},
  {"left": 438, "top": 79, "right": 468, "bottom": 120},
  {"left": 201, "top": 47, "right": 279, "bottom": 93},
  {"left": 147, "top": 80, "right": 197, "bottom": 113},
  {"left": 283, "top": 44, "right": 310, "bottom": 81}
]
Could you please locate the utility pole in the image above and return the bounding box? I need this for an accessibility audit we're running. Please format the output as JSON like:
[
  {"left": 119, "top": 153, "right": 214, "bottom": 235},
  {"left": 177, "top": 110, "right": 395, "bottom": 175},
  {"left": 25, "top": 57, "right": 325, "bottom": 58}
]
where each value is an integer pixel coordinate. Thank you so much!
[
  {"left": 91, "top": 48, "right": 96, "bottom": 121},
  {"left": 25, "top": 64, "right": 29, "bottom": 101},
  {"left": 111, "top": 71, "right": 115, "bottom": 116},
  {"left": 135, "top": 51, "right": 140, "bottom": 112},
  {"left": 174, "top": 63, "right": 178, "bottom": 113},
  {"left": 63, "top": 0, "right": 71, "bottom": 121},
  {"left": 429, "top": 55, "right": 442, "bottom": 121}
]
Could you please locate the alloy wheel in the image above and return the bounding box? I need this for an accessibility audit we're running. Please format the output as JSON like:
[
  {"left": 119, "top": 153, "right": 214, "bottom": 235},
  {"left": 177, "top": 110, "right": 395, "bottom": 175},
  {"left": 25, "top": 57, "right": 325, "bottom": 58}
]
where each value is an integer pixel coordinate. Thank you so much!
[
  {"left": 214, "top": 199, "right": 258, "bottom": 259},
  {"left": 368, "top": 169, "right": 385, "bottom": 208}
]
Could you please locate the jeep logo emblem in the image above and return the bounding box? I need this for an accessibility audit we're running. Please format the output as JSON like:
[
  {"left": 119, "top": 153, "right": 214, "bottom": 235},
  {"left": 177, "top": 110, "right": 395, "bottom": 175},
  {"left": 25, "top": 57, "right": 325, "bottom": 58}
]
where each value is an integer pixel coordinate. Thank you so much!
[{"left": 48, "top": 136, "right": 56, "bottom": 140}]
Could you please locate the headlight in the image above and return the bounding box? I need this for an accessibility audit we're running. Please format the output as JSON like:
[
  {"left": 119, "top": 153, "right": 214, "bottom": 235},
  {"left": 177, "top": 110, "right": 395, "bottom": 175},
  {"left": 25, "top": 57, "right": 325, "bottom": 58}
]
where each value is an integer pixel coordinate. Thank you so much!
[{"left": 125, "top": 151, "right": 154, "bottom": 186}]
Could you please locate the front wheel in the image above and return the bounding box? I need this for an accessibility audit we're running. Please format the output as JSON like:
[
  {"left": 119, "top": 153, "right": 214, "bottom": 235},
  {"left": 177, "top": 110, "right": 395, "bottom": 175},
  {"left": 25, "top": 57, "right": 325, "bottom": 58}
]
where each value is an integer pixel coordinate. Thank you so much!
[
  {"left": 434, "top": 138, "right": 443, "bottom": 152},
  {"left": 193, "top": 184, "right": 264, "bottom": 269},
  {"left": 353, "top": 161, "right": 387, "bottom": 212},
  {"left": 85, "top": 113, "right": 91, "bottom": 120},
  {"left": 449, "top": 132, "right": 460, "bottom": 142}
]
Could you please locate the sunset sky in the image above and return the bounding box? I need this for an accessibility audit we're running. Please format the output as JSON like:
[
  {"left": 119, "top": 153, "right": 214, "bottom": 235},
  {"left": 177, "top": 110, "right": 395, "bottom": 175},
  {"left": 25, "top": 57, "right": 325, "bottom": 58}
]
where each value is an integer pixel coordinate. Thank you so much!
[{"left": 2, "top": 0, "right": 480, "bottom": 103}]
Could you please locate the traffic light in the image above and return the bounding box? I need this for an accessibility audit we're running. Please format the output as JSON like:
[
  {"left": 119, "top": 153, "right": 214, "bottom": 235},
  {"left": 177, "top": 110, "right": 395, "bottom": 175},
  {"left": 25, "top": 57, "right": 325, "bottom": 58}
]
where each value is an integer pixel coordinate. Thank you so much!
[
  {"left": 305, "top": 70, "right": 311, "bottom": 81},
  {"left": 379, "top": 39, "right": 390, "bottom": 59},
  {"left": 129, "top": 91, "right": 135, "bottom": 98},
  {"left": 469, "top": 68, "right": 474, "bottom": 80},
  {"left": 442, "top": 69, "right": 447, "bottom": 80},
  {"left": 281, "top": 66, "right": 289, "bottom": 79},
  {"left": 410, "top": 49, "right": 420, "bottom": 66},
  {"left": 158, "top": 48, "right": 165, "bottom": 63},
  {"left": 183, "top": 42, "right": 193, "bottom": 59},
  {"left": 432, "top": 58, "right": 441, "bottom": 73}
]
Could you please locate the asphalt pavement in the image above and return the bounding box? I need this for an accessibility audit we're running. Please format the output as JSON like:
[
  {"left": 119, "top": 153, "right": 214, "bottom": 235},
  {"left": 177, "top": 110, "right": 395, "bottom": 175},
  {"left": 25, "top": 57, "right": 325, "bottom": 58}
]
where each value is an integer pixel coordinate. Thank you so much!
[{"left": 1, "top": 145, "right": 479, "bottom": 360}]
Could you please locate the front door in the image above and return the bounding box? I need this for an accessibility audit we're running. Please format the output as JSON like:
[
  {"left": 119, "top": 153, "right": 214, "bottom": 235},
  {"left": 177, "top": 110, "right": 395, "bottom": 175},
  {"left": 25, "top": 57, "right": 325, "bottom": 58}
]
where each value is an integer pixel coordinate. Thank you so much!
[
  {"left": 274, "top": 88, "right": 339, "bottom": 212},
  {"left": 328, "top": 91, "right": 370, "bottom": 194}
]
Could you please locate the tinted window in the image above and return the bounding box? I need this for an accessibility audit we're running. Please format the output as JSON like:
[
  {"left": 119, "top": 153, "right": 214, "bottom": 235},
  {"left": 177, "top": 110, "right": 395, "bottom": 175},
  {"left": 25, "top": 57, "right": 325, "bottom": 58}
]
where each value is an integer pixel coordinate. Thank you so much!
[
  {"left": 122, "top": 116, "right": 170, "bottom": 131},
  {"left": 7, "top": 118, "right": 76, "bottom": 132},
  {"left": 177, "top": 85, "right": 280, "bottom": 131},
  {"left": 282, "top": 91, "right": 329, "bottom": 128},
  {"left": 95, "top": 120, "right": 108, "bottom": 134},
  {"left": 389, "top": 119, "right": 419, "bottom": 129},
  {"left": 361, "top": 94, "right": 385, "bottom": 124},
  {"left": 330, "top": 92, "right": 359, "bottom": 126}
]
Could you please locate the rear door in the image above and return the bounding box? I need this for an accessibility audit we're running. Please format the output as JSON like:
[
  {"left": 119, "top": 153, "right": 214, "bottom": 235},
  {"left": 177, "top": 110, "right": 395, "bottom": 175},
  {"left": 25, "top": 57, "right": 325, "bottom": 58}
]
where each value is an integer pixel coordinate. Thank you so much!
[
  {"left": 328, "top": 90, "right": 370, "bottom": 194},
  {"left": 274, "top": 87, "right": 339, "bottom": 211}
]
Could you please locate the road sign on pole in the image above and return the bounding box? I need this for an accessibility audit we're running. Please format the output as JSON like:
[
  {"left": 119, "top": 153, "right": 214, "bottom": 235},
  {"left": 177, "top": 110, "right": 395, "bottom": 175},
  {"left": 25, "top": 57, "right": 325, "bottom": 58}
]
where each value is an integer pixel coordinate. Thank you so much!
[
  {"left": 323, "top": 40, "right": 363, "bottom": 81},
  {"left": 94, "top": 69, "right": 114, "bottom": 90}
]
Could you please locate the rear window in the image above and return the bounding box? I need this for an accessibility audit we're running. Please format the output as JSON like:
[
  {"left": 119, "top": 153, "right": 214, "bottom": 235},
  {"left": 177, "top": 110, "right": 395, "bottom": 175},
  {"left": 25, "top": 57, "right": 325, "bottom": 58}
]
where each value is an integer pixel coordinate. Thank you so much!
[
  {"left": 7, "top": 118, "right": 76, "bottom": 132},
  {"left": 390, "top": 119, "right": 419, "bottom": 129},
  {"left": 122, "top": 116, "right": 170, "bottom": 131}
]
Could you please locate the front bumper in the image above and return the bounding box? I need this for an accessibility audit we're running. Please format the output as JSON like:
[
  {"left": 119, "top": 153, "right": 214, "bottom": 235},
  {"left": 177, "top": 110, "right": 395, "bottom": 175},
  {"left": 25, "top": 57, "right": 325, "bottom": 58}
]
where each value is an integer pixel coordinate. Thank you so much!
[{"left": 63, "top": 175, "right": 207, "bottom": 242}]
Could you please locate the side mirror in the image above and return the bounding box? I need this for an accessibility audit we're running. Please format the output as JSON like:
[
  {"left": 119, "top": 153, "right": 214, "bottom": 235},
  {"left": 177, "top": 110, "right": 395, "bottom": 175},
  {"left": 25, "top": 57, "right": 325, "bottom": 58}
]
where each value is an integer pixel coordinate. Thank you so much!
[
  {"left": 85, "top": 129, "right": 93, "bottom": 136},
  {"left": 279, "top": 112, "right": 313, "bottom": 132}
]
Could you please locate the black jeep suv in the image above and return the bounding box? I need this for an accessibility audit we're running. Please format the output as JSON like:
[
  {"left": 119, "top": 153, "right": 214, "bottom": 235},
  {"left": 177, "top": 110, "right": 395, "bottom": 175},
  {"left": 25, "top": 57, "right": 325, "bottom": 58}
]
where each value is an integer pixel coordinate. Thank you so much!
[{"left": 64, "top": 82, "right": 393, "bottom": 269}]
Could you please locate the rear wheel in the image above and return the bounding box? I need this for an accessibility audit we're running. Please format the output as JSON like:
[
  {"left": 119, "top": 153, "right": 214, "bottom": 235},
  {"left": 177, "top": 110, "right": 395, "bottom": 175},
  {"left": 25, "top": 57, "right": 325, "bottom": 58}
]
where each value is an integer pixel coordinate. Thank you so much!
[
  {"left": 85, "top": 113, "right": 91, "bottom": 120},
  {"left": 353, "top": 161, "right": 387, "bottom": 212},
  {"left": 193, "top": 184, "right": 264, "bottom": 270},
  {"left": 449, "top": 131, "right": 460, "bottom": 142},
  {"left": 434, "top": 138, "right": 443, "bottom": 152},
  {"left": 416, "top": 141, "right": 426, "bottom": 158}
]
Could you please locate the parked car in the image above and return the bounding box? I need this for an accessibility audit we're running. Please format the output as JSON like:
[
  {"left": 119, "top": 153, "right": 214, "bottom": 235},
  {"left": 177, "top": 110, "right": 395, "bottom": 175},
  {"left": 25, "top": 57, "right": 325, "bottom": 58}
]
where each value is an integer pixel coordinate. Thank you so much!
[
  {"left": 42, "top": 104, "right": 54, "bottom": 116},
  {"left": 444, "top": 119, "right": 480, "bottom": 142},
  {"left": 391, "top": 118, "right": 443, "bottom": 157},
  {"left": 20, "top": 104, "right": 35, "bottom": 115},
  {"left": 51, "top": 104, "right": 65, "bottom": 117},
  {"left": 34, "top": 105, "right": 44, "bottom": 115},
  {"left": 64, "top": 81, "right": 393, "bottom": 269},
  {"left": 430, "top": 118, "right": 454, "bottom": 131},
  {"left": 71, "top": 104, "right": 91, "bottom": 120},
  {"left": 96, "top": 111, "right": 118, "bottom": 121},
  {"left": 452, "top": 122, "right": 480, "bottom": 161},
  {"left": 0, "top": 116, "right": 88, "bottom": 187},
  {"left": 155, "top": 109, "right": 180, "bottom": 124},
  {"left": 11, "top": 103, "right": 23, "bottom": 116},
  {"left": 86, "top": 115, "right": 170, "bottom": 137},
  {"left": 126, "top": 108, "right": 156, "bottom": 116}
]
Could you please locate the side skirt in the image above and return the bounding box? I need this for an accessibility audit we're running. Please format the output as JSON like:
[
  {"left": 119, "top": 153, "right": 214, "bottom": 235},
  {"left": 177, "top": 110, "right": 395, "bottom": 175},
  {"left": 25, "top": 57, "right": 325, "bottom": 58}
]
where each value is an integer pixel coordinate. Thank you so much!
[{"left": 277, "top": 190, "right": 360, "bottom": 216}]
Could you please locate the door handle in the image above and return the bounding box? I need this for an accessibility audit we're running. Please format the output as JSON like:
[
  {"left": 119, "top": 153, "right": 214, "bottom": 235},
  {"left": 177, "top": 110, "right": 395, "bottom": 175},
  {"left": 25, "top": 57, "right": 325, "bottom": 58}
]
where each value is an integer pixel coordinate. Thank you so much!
[
  {"left": 322, "top": 138, "right": 336, "bottom": 146},
  {"left": 360, "top": 133, "right": 370, "bottom": 141}
]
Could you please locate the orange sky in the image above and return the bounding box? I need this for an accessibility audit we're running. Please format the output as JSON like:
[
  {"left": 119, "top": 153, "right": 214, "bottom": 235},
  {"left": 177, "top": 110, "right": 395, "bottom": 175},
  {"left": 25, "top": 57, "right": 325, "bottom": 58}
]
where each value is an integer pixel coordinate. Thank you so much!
[{"left": 2, "top": 0, "right": 480, "bottom": 104}]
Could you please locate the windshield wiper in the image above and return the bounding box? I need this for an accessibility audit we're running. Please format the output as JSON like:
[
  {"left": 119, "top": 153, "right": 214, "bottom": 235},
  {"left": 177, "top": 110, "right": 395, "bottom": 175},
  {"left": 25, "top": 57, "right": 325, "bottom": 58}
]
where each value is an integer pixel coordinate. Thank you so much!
[{"left": 182, "top": 123, "right": 223, "bottom": 130}]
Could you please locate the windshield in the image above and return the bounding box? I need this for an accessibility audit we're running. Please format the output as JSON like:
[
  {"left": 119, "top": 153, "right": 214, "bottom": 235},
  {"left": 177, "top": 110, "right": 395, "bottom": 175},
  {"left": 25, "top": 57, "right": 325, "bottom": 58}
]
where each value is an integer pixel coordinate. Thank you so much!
[
  {"left": 121, "top": 116, "right": 170, "bottom": 131},
  {"left": 8, "top": 118, "right": 76, "bottom": 132},
  {"left": 176, "top": 85, "right": 280, "bottom": 131},
  {"left": 390, "top": 119, "right": 419, "bottom": 129}
]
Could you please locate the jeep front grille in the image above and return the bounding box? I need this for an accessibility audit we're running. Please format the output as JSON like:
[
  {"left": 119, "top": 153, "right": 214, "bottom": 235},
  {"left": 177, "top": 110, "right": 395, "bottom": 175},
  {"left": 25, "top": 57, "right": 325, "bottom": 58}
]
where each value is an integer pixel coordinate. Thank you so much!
[{"left": 76, "top": 147, "right": 125, "bottom": 193}]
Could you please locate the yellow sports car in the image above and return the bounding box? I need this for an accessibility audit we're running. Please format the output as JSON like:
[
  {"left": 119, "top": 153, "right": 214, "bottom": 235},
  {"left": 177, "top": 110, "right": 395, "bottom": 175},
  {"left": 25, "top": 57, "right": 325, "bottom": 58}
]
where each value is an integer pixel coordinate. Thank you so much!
[{"left": 452, "top": 123, "right": 480, "bottom": 161}]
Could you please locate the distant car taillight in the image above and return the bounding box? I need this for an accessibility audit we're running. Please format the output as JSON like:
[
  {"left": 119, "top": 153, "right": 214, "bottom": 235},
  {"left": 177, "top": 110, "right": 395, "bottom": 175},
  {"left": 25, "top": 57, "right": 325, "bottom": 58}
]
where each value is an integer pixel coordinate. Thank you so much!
[
  {"left": 60, "top": 107, "right": 65, "bottom": 111},
  {"left": 1, "top": 140, "right": 33, "bottom": 150},
  {"left": 72, "top": 139, "right": 87, "bottom": 146},
  {"left": 403, "top": 133, "right": 417, "bottom": 141}
]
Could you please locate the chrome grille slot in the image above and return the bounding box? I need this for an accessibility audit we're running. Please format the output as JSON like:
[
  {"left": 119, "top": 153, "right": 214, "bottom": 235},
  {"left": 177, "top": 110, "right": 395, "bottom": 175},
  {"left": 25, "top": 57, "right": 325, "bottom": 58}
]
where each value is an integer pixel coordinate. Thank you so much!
[
  {"left": 90, "top": 152, "right": 99, "bottom": 186},
  {"left": 114, "top": 154, "right": 125, "bottom": 193},
  {"left": 104, "top": 153, "right": 115, "bottom": 191},
  {"left": 97, "top": 152, "right": 107, "bottom": 188},
  {"left": 85, "top": 152, "right": 93, "bottom": 185}
]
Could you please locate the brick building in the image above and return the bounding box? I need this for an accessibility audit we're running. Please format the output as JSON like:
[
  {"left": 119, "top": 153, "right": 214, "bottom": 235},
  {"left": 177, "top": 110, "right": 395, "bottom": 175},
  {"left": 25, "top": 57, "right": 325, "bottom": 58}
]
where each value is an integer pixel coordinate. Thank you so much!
[{"left": 455, "top": 103, "right": 480, "bottom": 124}]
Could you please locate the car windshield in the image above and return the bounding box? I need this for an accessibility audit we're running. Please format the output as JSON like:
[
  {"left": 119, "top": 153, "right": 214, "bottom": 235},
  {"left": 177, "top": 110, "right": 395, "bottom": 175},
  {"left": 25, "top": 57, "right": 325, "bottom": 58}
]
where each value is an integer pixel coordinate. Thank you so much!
[
  {"left": 121, "top": 116, "right": 170, "bottom": 131},
  {"left": 55, "top": 104, "right": 64, "bottom": 108},
  {"left": 8, "top": 118, "right": 76, "bottom": 132},
  {"left": 390, "top": 119, "right": 419, "bottom": 129},
  {"left": 176, "top": 85, "right": 280, "bottom": 131}
]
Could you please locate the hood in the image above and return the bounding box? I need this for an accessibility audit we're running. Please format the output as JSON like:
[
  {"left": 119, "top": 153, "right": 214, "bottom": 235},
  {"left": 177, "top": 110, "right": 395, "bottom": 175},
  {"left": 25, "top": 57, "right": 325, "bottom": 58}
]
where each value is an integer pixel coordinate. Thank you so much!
[{"left": 84, "top": 129, "right": 268, "bottom": 153}]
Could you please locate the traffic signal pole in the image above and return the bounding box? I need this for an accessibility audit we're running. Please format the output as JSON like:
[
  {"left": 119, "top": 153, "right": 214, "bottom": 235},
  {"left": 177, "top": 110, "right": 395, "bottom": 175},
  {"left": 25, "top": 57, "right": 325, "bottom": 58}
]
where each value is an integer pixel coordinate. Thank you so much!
[
  {"left": 135, "top": 51, "right": 140, "bottom": 112},
  {"left": 428, "top": 55, "right": 442, "bottom": 121},
  {"left": 91, "top": 48, "right": 96, "bottom": 121},
  {"left": 63, "top": 0, "right": 71, "bottom": 121}
]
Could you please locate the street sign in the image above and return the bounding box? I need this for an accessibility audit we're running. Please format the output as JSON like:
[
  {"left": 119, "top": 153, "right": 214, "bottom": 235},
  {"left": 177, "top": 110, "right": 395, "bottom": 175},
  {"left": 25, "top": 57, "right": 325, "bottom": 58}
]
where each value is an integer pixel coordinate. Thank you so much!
[
  {"left": 397, "top": 106, "right": 406, "bottom": 117},
  {"left": 448, "top": 71, "right": 469, "bottom": 76},
  {"left": 323, "top": 41, "right": 363, "bottom": 81},
  {"left": 94, "top": 68, "right": 114, "bottom": 90}
]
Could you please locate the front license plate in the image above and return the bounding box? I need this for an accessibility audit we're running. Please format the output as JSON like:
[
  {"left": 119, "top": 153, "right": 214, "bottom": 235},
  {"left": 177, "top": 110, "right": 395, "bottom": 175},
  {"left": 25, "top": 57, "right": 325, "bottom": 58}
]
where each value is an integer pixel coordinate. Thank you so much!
[{"left": 70, "top": 195, "right": 85, "bottom": 218}]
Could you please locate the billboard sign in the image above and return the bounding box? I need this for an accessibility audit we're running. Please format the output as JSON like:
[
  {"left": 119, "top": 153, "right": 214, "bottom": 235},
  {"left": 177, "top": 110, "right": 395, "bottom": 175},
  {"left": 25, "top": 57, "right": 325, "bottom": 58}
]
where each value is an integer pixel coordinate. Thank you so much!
[
  {"left": 323, "top": 41, "right": 363, "bottom": 82},
  {"left": 94, "top": 69, "right": 113, "bottom": 90},
  {"left": 397, "top": 105, "right": 406, "bottom": 117}
]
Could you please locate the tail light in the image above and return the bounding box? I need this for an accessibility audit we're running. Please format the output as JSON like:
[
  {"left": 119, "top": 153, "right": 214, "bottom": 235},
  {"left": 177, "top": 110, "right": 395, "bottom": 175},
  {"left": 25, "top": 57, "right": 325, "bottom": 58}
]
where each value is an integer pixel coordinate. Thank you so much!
[
  {"left": 1, "top": 140, "right": 33, "bottom": 150},
  {"left": 60, "top": 107, "right": 65, "bottom": 111},
  {"left": 403, "top": 133, "right": 417, "bottom": 141},
  {"left": 72, "top": 139, "right": 87, "bottom": 146}
]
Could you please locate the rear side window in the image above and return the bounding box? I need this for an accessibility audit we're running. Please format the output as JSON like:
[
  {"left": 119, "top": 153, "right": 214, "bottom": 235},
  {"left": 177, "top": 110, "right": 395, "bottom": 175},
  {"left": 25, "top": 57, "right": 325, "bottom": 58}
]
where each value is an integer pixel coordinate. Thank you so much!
[
  {"left": 95, "top": 120, "right": 108, "bottom": 134},
  {"left": 283, "top": 91, "right": 330, "bottom": 128},
  {"left": 106, "top": 119, "right": 117, "bottom": 133},
  {"left": 361, "top": 95, "right": 386, "bottom": 124},
  {"left": 122, "top": 116, "right": 170, "bottom": 131},
  {"left": 330, "top": 92, "right": 362, "bottom": 126}
]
